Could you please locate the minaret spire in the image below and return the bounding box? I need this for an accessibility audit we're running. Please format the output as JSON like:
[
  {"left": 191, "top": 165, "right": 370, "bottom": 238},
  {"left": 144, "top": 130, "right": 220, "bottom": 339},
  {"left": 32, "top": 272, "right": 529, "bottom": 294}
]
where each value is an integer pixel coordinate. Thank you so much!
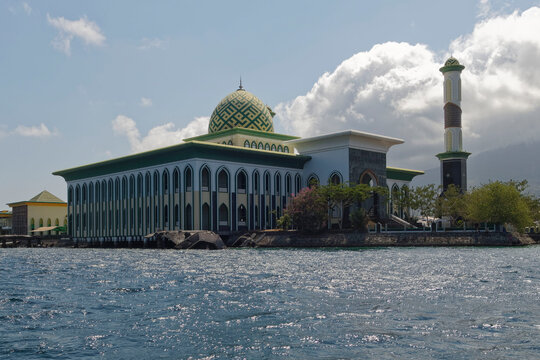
[
  {"left": 436, "top": 57, "right": 471, "bottom": 192},
  {"left": 238, "top": 76, "right": 243, "bottom": 90}
]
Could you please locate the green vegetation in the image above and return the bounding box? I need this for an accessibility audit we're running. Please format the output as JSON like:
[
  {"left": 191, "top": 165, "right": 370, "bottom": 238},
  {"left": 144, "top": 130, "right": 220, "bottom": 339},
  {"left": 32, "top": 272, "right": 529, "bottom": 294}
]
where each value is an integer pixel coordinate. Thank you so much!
[
  {"left": 407, "top": 180, "right": 539, "bottom": 232},
  {"left": 280, "top": 182, "right": 386, "bottom": 233}
]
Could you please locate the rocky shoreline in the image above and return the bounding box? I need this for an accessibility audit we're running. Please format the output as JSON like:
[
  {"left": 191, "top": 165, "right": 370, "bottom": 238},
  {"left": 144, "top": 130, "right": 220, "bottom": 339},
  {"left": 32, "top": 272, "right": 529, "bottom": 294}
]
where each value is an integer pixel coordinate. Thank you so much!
[{"left": 2, "top": 230, "right": 539, "bottom": 249}]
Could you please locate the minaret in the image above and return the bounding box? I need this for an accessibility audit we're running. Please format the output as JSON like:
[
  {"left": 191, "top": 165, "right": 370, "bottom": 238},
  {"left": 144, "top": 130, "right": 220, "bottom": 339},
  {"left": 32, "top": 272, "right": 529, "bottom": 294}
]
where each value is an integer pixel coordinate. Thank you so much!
[{"left": 436, "top": 57, "right": 471, "bottom": 192}]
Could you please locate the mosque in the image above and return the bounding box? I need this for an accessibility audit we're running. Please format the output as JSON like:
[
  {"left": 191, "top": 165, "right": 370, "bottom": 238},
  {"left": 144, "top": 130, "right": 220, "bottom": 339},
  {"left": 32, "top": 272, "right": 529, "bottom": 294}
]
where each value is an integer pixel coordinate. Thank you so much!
[{"left": 53, "top": 58, "right": 467, "bottom": 242}]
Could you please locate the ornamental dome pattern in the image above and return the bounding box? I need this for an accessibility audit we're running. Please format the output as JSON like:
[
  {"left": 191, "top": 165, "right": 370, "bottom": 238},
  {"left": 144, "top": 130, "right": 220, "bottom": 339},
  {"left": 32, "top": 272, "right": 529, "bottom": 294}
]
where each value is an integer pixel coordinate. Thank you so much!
[
  {"left": 444, "top": 57, "right": 461, "bottom": 67},
  {"left": 208, "top": 88, "right": 274, "bottom": 133}
]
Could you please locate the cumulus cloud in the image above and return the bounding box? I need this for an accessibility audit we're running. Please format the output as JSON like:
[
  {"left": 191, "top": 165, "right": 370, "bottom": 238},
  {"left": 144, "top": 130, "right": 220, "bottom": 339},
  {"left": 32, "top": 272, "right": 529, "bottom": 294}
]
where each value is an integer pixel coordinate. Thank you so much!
[
  {"left": 112, "top": 115, "right": 209, "bottom": 153},
  {"left": 13, "top": 123, "right": 56, "bottom": 138},
  {"left": 138, "top": 37, "right": 168, "bottom": 50},
  {"left": 276, "top": 7, "right": 540, "bottom": 170},
  {"left": 139, "top": 97, "right": 153, "bottom": 107},
  {"left": 47, "top": 14, "right": 105, "bottom": 55}
]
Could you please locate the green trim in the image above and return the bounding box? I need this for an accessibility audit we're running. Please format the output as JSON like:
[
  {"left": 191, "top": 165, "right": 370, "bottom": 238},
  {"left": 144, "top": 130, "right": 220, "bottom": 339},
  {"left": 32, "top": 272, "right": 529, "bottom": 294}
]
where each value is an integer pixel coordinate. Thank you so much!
[
  {"left": 53, "top": 141, "right": 311, "bottom": 182},
  {"left": 184, "top": 127, "right": 299, "bottom": 142},
  {"left": 439, "top": 64, "right": 465, "bottom": 73},
  {"left": 386, "top": 167, "right": 424, "bottom": 181},
  {"left": 435, "top": 151, "right": 471, "bottom": 160}
]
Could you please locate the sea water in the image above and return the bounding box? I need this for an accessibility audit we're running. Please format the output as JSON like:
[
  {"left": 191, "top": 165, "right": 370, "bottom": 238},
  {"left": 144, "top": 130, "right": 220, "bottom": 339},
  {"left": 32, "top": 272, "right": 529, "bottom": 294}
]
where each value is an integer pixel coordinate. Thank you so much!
[{"left": 0, "top": 247, "right": 539, "bottom": 359}]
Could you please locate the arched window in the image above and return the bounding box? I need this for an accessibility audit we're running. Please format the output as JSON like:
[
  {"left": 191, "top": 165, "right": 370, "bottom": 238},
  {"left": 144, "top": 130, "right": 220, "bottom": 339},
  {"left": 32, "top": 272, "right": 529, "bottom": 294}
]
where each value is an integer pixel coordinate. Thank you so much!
[
  {"left": 202, "top": 203, "right": 210, "bottom": 230},
  {"left": 251, "top": 141, "right": 257, "bottom": 149},
  {"left": 82, "top": 184, "right": 87, "bottom": 203},
  {"left": 47, "top": 218, "right": 51, "bottom": 227},
  {"left": 218, "top": 169, "right": 228, "bottom": 192},
  {"left": 163, "top": 205, "right": 168, "bottom": 226},
  {"left": 271, "top": 144, "right": 276, "bottom": 151},
  {"left": 277, "top": 145, "right": 283, "bottom": 152},
  {"left": 162, "top": 170, "right": 169, "bottom": 195},
  {"left": 173, "top": 169, "right": 180, "bottom": 193},
  {"left": 108, "top": 180, "right": 113, "bottom": 201},
  {"left": 68, "top": 187, "right": 73, "bottom": 204},
  {"left": 308, "top": 175, "right": 319, "bottom": 188},
  {"left": 153, "top": 171, "right": 159, "bottom": 195},
  {"left": 174, "top": 204, "right": 179, "bottom": 228},
  {"left": 201, "top": 167, "right": 210, "bottom": 192},
  {"left": 121, "top": 177, "right": 127, "bottom": 199},
  {"left": 154, "top": 205, "right": 159, "bottom": 228},
  {"left": 391, "top": 184, "right": 400, "bottom": 216},
  {"left": 253, "top": 171, "right": 260, "bottom": 194},
  {"left": 185, "top": 204, "right": 192, "bottom": 230},
  {"left": 286, "top": 174, "right": 292, "bottom": 195},
  {"left": 55, "top": 218, "right": 59, "bottom": 226},
  {"left": 137, "top": 174, "right": 143, "bottom": 198},
  {"left": 145, "top": 173, "right": 151, "bottom": 196},
  {"left": 330, "top": 172, "right": 341, "bottom": 185},
  {"left": 360, "top": 171, "right": 377, "bottom": 186},
  {"left": 219, "top": 204, "right": 229, "bottom": 226},
  {"left": 39, "top": 218, "right": 43, "bottom": 227},
  {"left": 94, "top": 183, "right": 100, "bottom": 203},
  {"left": 284, "top": 146, "right": 290, "bottom": 153},
  {"left": 264, "top": 172, "right": 270, "bottom": 194},
  {"left": 89, "top": 183, "right": 94, "bottom": 203},
  {"left": 264, "top": 143, "right": 270, "bottom": 151},
  {"left": 275, "top": 173, "right": 281, "bottom": 194},
  {"left": 258, "top": 142, "right": 263, "bottom": 150},
  {"left": 30, "top": 218, "right": 35, "bottom": 230},
  {"left": 244, "top": 140, "right": 250, "bottom": 148},
  {"left": 295, "top": 174, "right": 301, "bottom": 194},
  {"left": 227, "top": 140, "right": 233, "bottom": 145},
  {"left": 75, "top": 185, "right": 80, "bottom": 205},
  {"left": 238, "top": 205, "right": 247, "bottom": 226},
  {"left": 255, "top": 205, "right": 259, "bottom": 226},
  {"left": 237, "top": 171, "right": 247, "bottom": 193},
  {"left": 129, "top": 175, "right": 135, "bottom": 198},
  {"left": 115, "top": 178, "right": 120, "bottom": 200},
  {"left": 185, "top": 167, "right": 193, "bottom": 191}
]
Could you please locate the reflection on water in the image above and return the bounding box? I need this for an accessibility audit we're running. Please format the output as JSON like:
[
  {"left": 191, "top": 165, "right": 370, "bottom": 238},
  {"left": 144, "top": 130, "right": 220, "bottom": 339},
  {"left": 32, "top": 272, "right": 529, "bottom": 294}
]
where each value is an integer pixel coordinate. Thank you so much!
[{"left": 0, "top": 247, "right": 539, "bottom": 358}]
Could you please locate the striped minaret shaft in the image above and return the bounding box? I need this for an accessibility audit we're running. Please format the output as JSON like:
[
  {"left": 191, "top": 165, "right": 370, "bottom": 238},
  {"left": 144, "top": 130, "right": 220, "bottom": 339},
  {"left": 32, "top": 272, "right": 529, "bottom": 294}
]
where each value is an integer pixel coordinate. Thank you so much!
[{"left": 437, "top": 57, "right": 470, "bottom": 192}]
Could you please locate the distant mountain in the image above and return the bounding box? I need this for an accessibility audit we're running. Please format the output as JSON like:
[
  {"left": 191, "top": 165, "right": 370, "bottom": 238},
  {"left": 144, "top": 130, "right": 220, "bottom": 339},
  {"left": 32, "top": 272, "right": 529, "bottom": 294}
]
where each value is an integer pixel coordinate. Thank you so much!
[{"left": 411, "top": 141, "right": 540, "bottom": 195}]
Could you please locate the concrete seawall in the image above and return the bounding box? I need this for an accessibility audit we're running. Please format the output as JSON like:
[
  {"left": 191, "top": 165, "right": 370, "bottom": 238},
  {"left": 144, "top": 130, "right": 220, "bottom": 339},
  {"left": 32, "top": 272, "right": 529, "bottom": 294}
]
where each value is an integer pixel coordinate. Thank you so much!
[{"left": 241, "top": 231, "right": 540, "bottom": 248}]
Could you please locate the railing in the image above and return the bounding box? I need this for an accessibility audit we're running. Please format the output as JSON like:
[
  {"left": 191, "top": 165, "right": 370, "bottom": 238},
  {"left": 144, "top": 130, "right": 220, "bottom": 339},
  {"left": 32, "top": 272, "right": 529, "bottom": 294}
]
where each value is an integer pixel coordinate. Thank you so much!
[{"left": 368, "top": 223, "right": 498, "bottom": 233}]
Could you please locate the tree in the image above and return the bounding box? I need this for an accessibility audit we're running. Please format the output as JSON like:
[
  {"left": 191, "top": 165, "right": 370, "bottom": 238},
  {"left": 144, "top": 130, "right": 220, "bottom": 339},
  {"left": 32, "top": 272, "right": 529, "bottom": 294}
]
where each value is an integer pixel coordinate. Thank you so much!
[
  {"left": 436, "top": 184, "right": 466, "bottom": 226},
  {"left": 466, "top": 181, "right": 532, "bottom": 231},
  {"left": 317, "top": 182, "right": 374, "bottom": 229},
  {"left": 409, "top": 184, "right": 440, "bottom": 224},
  {"left": 283, "top": 186, "right": 327, "bottom": 232}
]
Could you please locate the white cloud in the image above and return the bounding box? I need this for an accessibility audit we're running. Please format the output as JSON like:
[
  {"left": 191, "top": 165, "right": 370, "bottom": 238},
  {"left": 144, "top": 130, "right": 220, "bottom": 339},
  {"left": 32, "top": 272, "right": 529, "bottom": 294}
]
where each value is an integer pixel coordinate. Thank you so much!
[
  {"left": 22, "top": 2, "right": 31, "bottom": 15},
  {"left": 276, "top": 6, "right": 540, "bottom": 170},
  {"left": 14, "top": 123, "right": 56, "bottom": 138},
  {"left": 138, "top": 37, "right": 168, "bottom": 50},
  {"left": 139, "top": 97, "right": 153, "bottom": 107},
  {"left": 47, "top": 14, "right": 105, "bottom": 55},
  {"left": 112, "top": 115, "right": 209, "bottom": 153}
]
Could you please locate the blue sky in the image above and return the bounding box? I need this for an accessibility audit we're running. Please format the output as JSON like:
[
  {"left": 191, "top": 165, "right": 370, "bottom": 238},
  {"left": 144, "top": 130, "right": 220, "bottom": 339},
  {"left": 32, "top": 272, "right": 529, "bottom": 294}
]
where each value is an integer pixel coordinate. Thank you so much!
[{"left": 1, "top": 0, "right": 539, "bottom": 207}]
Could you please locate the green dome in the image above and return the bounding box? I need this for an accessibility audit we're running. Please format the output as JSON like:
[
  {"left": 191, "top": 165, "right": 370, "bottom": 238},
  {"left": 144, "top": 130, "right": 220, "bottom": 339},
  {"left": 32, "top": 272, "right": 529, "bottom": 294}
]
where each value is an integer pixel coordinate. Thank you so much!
[
  {"left": 444, "top": 57, "right": 461, "bottom": 67},
  {"left": 208, "top": 88, "right": 274, "bottom": 133},
  {"left": 440, "top": 56, "right": 465, "bottom": 73}
]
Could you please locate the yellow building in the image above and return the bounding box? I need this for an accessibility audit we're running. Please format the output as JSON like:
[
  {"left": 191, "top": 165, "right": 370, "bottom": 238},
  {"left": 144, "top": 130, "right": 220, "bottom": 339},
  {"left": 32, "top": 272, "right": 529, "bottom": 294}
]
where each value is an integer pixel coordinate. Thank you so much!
[
  {"left": 0, "top": 210, "right": 12, "bottom": 234},
  {"left": 7, "top": 190, "right": 67, "bottom": 235}
]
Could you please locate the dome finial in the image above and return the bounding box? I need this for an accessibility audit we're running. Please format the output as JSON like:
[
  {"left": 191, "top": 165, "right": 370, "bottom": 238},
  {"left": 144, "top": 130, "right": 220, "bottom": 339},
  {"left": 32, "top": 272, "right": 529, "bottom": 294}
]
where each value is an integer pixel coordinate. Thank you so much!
[{"left": 238, "top": 76, "right": 243, "bottom": 90}]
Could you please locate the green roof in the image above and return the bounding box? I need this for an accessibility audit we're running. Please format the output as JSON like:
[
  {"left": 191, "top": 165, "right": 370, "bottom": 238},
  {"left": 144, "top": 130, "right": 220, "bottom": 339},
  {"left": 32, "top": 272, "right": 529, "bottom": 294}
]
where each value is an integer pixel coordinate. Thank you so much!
[
  {"left": 436, "top": 151, "right": 471, "bottom": 160},
  {"left": 440, "top": 56, "right": 465, "bottom": 73},
  {"left": 184, "top": 127, "right": 299, "bottom": 142},
  {"left": 386, "top": 167, "right": 424, "bottom": 182},
  {"left": 54, "top": 140, "right": 311, "bottom": 182}
]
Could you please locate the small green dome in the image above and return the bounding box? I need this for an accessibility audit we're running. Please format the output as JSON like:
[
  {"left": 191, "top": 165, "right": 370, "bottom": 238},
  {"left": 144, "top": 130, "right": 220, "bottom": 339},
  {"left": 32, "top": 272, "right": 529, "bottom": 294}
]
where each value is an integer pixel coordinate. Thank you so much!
[
  {"left": 208, "top": 88, "right": 274, "bottom": 133},
  {"left": 444, "top": 57, "right": 461, "bottom": 67},
  {"left": 440, "top": 56, "right": 465, "bottom": 73}
]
